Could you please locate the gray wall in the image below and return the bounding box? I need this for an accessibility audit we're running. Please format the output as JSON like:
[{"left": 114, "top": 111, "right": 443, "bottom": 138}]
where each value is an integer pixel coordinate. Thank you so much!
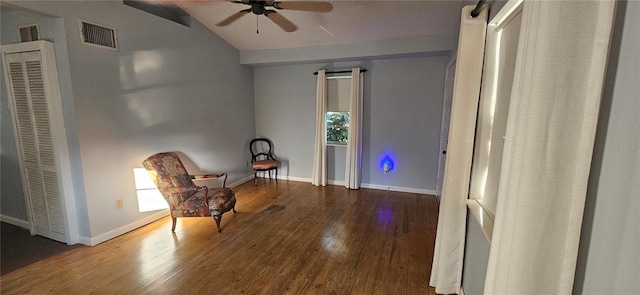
[
  {"left": 253, "top": 56, "right": 448, "bottom": 191},
  {"left": 462, "top": 215, "right": 490, "bottom": 295},
  {"left": 2, "top": 1, "right": 255, "bottom": 239},
  {"left": 0, "top": 9, "right": 53, "bottom": 222},
  {"left": 574, "top": 1, "right": 640, "bottom": 294},
  {"left": 1, "top": 9, "right": 81, "bottom": 225}
]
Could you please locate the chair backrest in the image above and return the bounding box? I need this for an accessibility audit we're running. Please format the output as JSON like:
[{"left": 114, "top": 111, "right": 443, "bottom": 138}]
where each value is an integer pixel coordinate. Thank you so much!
[
  {"left": 142, "top": 152, "right": 196, "bottom": 204},
  {"left": 250, "top": 138, "right": 275, "bottom": 162}
]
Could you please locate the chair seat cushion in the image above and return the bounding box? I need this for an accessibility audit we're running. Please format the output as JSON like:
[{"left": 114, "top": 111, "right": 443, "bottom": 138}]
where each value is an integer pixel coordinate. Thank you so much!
[
  {"left": 252, "top": 160, "right": 278, "bottom": 170},
  {"left": 207, "top": 187, "right": 236, "bottom": 216},
  {"left": 170, "top": 188, "right": 235, "bottom": 217},
  {"left": 171, "top": 189, "right": 208, "bottom": 217}
]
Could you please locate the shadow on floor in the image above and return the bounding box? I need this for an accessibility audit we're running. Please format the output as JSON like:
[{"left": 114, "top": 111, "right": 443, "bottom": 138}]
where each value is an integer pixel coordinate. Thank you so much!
[{"left": 1, "top": 222, "right": 82, "bottom": 275}]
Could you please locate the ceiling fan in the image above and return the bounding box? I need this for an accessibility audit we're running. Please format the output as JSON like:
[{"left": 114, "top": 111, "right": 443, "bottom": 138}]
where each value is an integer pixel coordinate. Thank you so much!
[{"left": 216, "top": 0, "right": 333, "bottom": 32}]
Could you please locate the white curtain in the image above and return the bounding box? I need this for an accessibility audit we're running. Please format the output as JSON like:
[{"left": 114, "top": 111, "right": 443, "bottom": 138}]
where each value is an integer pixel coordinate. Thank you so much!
[
  {"left": 484, "top": 1, "right": 615, "bottom": 294},
  {"left": 312, "top": 70, "right": 327, "bottom": 186},
  {"left": 345, "top": 68, "right": 363, "bottom": 189},
  {"left": 429, "top": 5, "right": 488, "bottom": 294}
]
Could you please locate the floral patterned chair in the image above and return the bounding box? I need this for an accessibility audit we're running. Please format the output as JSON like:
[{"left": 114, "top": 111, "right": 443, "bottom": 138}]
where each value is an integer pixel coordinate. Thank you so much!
[{"left": 142, "top": 152, "right": 236, "bottom": 233}]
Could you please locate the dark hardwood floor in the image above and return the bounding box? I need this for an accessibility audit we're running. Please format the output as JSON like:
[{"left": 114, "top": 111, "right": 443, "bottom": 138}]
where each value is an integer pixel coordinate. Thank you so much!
[
  {"left": 0, "top": 180, "right": 439, "bottom": 294},
  {"left": 1, "top": 222, "right": 82, "bottom": 276}
]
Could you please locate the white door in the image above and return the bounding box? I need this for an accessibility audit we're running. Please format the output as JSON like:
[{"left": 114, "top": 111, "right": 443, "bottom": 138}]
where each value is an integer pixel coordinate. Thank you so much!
[
  {"left": 435, "top": 55, "right": 456, "bottom": 201},
  {"left": 3, "top": 43, "right": 69, "bottom": 243}
]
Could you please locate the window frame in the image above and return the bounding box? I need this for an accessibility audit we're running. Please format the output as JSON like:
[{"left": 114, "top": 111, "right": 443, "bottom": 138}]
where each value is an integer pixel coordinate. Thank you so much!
[
  {"left": 467, "top": 0, "right": 523, "bottom": 242},
  {"left": 325, "top": 75, "right": 352, "bottom": 146}
]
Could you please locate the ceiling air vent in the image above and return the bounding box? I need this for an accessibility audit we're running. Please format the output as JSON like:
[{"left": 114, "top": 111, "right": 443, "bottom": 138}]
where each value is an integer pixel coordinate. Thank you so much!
[
  {"left": 19, "top": 24, "right": 39, "bottom": 42},
  {"left": 79, "top": 20, "right": 118, "bottom": 50}
]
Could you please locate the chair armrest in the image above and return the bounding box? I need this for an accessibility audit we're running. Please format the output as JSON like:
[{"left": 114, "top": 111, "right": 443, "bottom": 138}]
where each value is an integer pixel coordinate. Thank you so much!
[{"left": 190, "top": 173, "right": 228, "bottom": 187}]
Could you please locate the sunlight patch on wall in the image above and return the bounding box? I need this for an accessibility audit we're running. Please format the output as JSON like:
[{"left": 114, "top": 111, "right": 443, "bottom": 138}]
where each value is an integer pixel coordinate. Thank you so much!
[{"left": 133, "top": 168, "right": 168, "bottom": 212}]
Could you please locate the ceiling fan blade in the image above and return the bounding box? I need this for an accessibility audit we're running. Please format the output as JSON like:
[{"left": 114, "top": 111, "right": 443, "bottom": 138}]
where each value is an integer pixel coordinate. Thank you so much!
[
  {"left": 265, "top": 11, "right": 298, "bottom": 32},
  {"left": 272, "top": 1, "right": 333, "bottom": 12},
  {"left": 216, "top": 9, "right": 251, "bottom": 26}
]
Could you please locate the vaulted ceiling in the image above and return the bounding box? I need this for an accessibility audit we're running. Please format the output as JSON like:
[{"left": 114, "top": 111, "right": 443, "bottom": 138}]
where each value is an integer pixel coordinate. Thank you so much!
[{"left": 169, "top": 0, "right": 475, "bottom": 51}]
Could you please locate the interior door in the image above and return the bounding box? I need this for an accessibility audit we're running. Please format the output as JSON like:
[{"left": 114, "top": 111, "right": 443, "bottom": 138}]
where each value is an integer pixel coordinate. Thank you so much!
[
  {"left": 4, "top": 50, "right": 66, "bottom": 243},
  {"left": 435, "top": 55, "right": 456, "bottom": 201}
]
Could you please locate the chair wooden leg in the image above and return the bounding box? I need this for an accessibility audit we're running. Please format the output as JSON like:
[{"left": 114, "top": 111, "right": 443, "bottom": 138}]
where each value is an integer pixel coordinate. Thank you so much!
[
  {"left": 254, "top": 171, "right": 258, "bottom": 186},
  {"left": 171, "top": 217, "right": 177, "bottom": 232},
  {"left": 213, "top": 214, "right": 222, "bottom": 233},
  {"left": 275, "top": 168, "right": 278, "bottom": 182}
]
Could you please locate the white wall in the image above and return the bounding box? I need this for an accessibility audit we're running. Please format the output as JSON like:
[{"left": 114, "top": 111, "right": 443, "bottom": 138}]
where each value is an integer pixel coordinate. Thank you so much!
[
  {"left": 253, "top": 56, "right": 448, "bottom": 192},
  {"left": 2, "top": 1, "right": 255, "bottom": 243}
]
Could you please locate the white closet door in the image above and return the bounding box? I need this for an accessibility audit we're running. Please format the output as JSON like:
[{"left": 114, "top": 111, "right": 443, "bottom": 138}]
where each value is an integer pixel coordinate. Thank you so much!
[{"left": 6, "top": 51, "right": 66, "bottom": 243}]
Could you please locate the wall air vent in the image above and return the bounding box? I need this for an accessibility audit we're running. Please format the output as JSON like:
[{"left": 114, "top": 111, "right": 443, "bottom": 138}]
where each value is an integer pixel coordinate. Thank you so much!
[
  {"left": 19, "top": 24, "right": 39, "bottom": 42},
  {"left": 78, "top": 20, "right": 118, "bottom": 50}
]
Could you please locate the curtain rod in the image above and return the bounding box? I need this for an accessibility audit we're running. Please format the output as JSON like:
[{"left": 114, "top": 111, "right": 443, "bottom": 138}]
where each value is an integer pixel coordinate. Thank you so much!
[
  {"left": 470, "top": 0, "right": 486, "bottom": 17},
  {"left": 313, "top": 69, "right": 367, "bottom": 75}
]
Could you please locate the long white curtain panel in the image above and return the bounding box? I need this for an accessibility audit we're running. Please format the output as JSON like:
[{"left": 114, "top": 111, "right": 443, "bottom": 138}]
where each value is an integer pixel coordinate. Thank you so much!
[
  {"left": 429, "top": 5, "right": 488, "bottom": 294},
  {"left": 344, "top": 68, "right": 363, "bottom": 189},
  {"left": 312, "top": 70, "right": 328, "bottom": 186}
]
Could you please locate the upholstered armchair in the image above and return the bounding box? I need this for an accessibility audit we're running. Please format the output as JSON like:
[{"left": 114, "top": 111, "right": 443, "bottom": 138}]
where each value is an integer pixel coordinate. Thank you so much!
[{"left": 142, "top": 152, "right": 236, "bottom": 233}]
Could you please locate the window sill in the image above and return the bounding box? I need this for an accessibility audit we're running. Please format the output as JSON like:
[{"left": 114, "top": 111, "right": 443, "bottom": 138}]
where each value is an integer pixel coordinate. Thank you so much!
[
  {"left": 327, "top": 143, "right": 347, "bottom": 147},
  {"left": 467, "top": 199, "right": 494, "bottom": 243}
]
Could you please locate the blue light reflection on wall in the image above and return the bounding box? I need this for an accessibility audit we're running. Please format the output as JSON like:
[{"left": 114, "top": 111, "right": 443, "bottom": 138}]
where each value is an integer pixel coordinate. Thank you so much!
[{"left": 379, "top": 152, "right": 395, "bottom": 173}]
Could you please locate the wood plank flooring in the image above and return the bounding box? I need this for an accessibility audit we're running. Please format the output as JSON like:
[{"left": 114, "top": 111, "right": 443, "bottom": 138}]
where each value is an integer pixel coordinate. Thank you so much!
[{"left": 0, "top": 180, "right": 439, "bottom": 294}]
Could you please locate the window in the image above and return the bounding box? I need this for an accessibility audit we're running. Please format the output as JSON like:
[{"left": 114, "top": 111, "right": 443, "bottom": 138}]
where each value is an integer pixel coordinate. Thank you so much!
[
  {"left": 468, "top": 0, "right": 523, "bottom": 220},
  {"left": 133, "top": 168, "right": 168, "bottom": 212},
  {"left": 326, "top": 76, "right": 351, "bottom": 145},
  {"left": 326, "top": 111, "right": 349, "bottom": 144}
]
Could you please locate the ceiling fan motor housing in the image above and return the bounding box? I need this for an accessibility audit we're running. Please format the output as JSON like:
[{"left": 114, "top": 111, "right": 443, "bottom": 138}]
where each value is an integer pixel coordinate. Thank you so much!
[{"left": 251, "top": 2, "right": 266, "bottom": 15}]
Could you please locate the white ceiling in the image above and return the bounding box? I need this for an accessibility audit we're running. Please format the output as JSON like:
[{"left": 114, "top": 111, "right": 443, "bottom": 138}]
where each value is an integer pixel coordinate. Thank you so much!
[{"left": 173, "top": 0, "right": 475, "bottom": 51}]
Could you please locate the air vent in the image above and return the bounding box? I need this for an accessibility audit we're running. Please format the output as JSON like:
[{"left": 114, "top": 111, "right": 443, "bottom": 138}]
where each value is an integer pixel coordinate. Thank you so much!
[
  {"left": 78, "top": 20, "right": 118, "bottom": 50},
  {"left": 19, "top": 24, "right": 39, "bottom": 42}
]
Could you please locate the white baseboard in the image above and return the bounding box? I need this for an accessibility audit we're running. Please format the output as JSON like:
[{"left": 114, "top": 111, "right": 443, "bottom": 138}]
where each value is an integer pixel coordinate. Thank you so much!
[
  {"left": 0, "top": 214, "right": 30, "bottom": 229},
  {"left": 273, "top": 175, "right": 436, "bottom": 195},
  {"left": 80, "top": 210, "right": 170, "bottom": 246},
  {"left": 274, "top": 175, "right": 312, "bottom": 183},
  {"left": 77, "top": 175, "right": 252, "bottom": 246},
  {"left": 360, "top": 183, "right": 437, "bottom": 195},
  {"left": 228, "top": 175, "right": 254, "bottom": 188}
]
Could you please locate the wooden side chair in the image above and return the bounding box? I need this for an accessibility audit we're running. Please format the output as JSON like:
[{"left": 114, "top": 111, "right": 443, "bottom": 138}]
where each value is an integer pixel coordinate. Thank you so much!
[
  {"left": 142, "top": 152, "right": 236, "bottom": 233},
  {"left": 249, "top": 138, "right": 279, "bottom": 185}
]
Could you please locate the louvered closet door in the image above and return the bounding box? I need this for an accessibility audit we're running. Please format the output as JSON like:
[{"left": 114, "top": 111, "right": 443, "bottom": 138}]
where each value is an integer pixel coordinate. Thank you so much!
[{"left": 6, "top": 51, "right": 66, "bottom": 243}]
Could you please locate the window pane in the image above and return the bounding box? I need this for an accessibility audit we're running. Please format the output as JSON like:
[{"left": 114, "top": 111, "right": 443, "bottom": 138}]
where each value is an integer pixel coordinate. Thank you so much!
[{"left": 326, "top": 111, "right": 349, "bottom": 144}]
